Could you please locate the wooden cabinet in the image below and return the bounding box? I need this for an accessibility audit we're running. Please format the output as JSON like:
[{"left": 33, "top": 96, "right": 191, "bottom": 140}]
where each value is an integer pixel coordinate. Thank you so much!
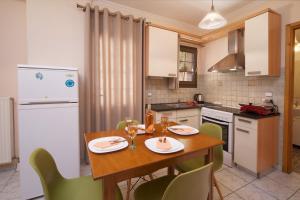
[
  {"left": 244, "top": 11, "right": 281, "bottom": 76},
  {"left": 146, "top": 26, "right": 178, "bottom": 77},
  {"left": 234, "top": 116, "right": 279, "bottom": 176},
  {"left": 152, "top": 109, "right": 199, "bottom": 128}
]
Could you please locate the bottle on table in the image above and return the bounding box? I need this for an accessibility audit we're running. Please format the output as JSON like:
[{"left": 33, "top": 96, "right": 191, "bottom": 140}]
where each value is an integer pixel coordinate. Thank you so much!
[{"left": 145, "top": 104, "right": 154, "bottom": 135}]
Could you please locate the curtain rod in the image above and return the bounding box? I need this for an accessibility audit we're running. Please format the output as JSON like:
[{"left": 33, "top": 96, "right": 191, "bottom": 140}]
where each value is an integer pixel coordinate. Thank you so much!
[{"left": 76, "top": 4, "right": 143, "bottom": 22}]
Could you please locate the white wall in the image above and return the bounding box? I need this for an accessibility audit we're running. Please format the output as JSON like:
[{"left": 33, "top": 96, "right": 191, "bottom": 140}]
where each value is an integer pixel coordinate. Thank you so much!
[
  {"left": 199, "top": 36, "right": 228, "bottom": 74},
  {"left": 294, "top": 52, "right": 300, "bottom": 99},
  {"left": 0, "top": 0, "right": 27, "bottom": 158}
]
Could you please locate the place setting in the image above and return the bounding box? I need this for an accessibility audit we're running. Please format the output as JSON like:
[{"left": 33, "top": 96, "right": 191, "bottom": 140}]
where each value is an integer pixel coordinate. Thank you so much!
[
  {"left": 144, "top": 115, "right": 186, "bottom": 154},
  {"left": 88, "top": 118, "right": 149, "bottom": 153},
  {"left": 88, "top": 136, "right": 129, "bottom": 154},
  {"left": 167, "top": 124, "right": 199, "bottom": 136}
]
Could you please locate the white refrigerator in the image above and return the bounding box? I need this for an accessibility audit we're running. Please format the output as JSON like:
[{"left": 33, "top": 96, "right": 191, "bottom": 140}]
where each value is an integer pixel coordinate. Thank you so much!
[{"left": 18, "top": 65, "right": 80, "bottom": 199}]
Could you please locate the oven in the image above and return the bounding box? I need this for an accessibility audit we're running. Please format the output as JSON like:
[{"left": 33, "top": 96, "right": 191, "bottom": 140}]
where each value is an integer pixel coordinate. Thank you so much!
[{"left": 200, "top": 107, "right": 234, "bottom": 166}]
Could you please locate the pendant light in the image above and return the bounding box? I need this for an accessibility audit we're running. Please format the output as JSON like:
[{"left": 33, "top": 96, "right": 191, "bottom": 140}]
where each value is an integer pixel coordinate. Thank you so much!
[{"left": 198, "top": 0, "right": 227, "bottom": 30}]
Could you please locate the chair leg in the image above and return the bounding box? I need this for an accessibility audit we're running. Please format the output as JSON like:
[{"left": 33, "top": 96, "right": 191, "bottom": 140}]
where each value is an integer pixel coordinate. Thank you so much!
[
  {"left": 213, "top": 174, "right": 223, "bottom": 200},
  {"left": 126, "top": 179, "right": 131, "bottom": 200}
]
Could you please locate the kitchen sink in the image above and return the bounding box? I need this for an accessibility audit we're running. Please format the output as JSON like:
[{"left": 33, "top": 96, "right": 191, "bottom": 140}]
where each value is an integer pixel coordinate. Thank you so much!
[{"left": 165, "top": 103, "right": 197, "bottom": 109}]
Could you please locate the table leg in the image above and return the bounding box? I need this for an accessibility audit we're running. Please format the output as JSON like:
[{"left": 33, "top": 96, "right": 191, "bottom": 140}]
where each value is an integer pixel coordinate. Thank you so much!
[
  {"left": 168, "top": 165, "right": 175, "bottom": 176},
  {"left": 103, "top": 176, "right": 117, "bottom": 200},
  {"left": 206, "top": 148, "right": 214, "bottom": 200}
]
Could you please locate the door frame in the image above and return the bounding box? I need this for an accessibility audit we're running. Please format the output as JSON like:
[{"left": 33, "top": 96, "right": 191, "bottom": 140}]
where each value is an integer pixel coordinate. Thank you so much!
[{"left": 283, "top": 21, "right": 300, "bottom": 173}]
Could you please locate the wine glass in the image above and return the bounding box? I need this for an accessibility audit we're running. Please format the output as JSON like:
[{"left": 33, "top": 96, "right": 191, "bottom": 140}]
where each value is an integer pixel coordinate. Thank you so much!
[
  {"left": 125, "top": 116, "right": 133, "bottom": 128},
  {"left": 161, "top": 115, "right": 169, "bottom": 136},
  {"left": 127, "top": 121, "right": 138, "bottom": 149}
]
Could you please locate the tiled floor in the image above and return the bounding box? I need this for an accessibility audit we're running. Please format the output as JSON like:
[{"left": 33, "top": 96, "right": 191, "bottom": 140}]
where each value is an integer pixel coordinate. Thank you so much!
[{"left": 1, "top": 164, "right": 300, "bottom": 200}]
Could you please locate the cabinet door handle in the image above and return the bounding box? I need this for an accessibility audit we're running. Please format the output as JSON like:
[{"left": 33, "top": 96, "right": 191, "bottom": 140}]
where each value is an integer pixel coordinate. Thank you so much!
[
  {"left": 238, "top": 118, "right": 252, "bottom": 124},
  {"left": 179, "top": 119, "right": 188, "bottom": 123},
  {"left": 168, "top": 73, "right": 176, "bottom": 77},
  {"left": 236, "top": 128, "right": 250, "bottom": 134},
  {"left": 247, "top": 71, "right": 261, "bottom": 75}
]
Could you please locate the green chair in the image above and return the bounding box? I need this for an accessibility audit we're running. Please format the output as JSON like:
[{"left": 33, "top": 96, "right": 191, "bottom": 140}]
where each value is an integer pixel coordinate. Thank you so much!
[
  {"left": 116, "top": 120, "right": 153, "bottom": 200},
  {"left": 134, "top": 163, "right": 213, "bottom": 200},
  {"left": 29, "top": 148, "right": 123, "bottom": 200},
  {"left": 116, "top": 120, "right": 139, "bottom": 130},
  {"left": 175, "top": 122, "right": 223, "bottom": 199}
]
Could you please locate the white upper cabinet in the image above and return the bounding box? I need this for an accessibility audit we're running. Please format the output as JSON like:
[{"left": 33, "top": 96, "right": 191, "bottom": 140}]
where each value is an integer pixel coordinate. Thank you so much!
[
  {"left": 146, "top": 26, "right": 178, "bottom": 77},
  {"left": 245, "top": 11, "right": 281, "bottom": 76}
]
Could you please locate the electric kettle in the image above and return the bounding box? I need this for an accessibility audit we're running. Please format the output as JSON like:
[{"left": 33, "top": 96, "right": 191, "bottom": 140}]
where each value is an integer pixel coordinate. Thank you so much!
[{"left": 194, "top": 93, "right": 204, "bottom": 104}]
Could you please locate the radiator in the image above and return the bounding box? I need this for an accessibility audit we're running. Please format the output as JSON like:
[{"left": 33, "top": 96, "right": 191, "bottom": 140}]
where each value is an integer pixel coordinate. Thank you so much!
[{"left": 0, "top": 97, "right": 14, "bottom": 164}]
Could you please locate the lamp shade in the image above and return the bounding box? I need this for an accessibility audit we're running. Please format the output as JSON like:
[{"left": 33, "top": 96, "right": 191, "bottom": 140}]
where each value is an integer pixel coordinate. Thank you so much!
[{"left": 198, "top": 9, "right": 227, "bottom": 30}]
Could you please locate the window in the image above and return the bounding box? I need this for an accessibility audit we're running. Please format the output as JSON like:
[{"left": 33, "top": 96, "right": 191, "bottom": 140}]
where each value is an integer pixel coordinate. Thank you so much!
[{"left": 178, "top": 45, "right": 197, "bottom": 88}]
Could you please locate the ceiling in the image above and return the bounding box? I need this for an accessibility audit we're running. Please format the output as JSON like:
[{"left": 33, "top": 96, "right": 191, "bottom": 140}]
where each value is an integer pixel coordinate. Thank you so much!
[{"left": 108, "top": 0, "right": 257, "bottom": 26}]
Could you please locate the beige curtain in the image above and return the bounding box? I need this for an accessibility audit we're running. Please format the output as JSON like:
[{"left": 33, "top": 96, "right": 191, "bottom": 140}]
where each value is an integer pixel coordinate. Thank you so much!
[{"left": 84, "top": 4, "right": 144, "bottom": 133}]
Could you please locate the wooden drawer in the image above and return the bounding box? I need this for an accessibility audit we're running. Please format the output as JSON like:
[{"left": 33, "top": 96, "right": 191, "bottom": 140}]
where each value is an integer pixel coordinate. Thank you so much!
[
  {"left": 176, "top": 109, "right": 199, "bottom": 118},
  {"left": 234, "top": 126, "right": 257, "bottom": 173},
  {"left": 176, "top": 116, "right": 199, "bottom": 129},
  {"left": 235, "top": 116, "right": 257, "bottom": 130}
]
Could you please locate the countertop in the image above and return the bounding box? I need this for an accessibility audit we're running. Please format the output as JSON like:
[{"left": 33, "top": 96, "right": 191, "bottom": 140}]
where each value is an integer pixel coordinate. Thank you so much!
[
  {"left": 150, "top": 102, "right": 215, "bottom": 112},
  {"left": 150, "top": 102, "right": 280, "bottom": 119}
]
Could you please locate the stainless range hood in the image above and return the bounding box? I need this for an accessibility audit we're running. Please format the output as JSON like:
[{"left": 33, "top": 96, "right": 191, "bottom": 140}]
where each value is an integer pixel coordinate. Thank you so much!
[{"left": 208, "top": 29, "right": 245, "bottom": 73}]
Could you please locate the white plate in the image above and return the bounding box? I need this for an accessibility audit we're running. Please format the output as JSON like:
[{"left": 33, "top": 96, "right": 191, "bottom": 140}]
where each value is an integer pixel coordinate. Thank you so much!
[
  {"left": 88, "top": 136, "right": 128, "bottom": 154},
  {"left": 168, "top": 125, "right": 199, "bottom": 136},
  {"left": 125, "top": 124, "right": 147, "bottom": 134},
  {"left": 145, "top": 137, "right": 184, "bottom": 154}
]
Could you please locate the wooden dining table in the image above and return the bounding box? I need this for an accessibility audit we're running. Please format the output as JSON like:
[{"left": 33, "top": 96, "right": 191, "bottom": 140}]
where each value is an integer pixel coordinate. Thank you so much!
[{"left": 84, "top": 123, "right": 224, "bottom": 200}]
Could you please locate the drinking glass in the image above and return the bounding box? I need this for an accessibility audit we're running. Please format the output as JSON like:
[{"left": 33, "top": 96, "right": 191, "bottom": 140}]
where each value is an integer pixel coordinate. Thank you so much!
[
  {"left": 161, "top": 115, "right": 169, "bottom": 136},
  {"left": 127, "top": 121, "right": 138, "bottom": 149},
  {"left": 125, "top": 116, "right": 133, "bottom": 128}
]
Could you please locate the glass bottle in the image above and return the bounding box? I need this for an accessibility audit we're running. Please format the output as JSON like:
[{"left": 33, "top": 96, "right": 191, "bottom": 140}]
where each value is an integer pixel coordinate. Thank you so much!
[{"left": 145, "top": 104, "right": 154, "bottom": 135}]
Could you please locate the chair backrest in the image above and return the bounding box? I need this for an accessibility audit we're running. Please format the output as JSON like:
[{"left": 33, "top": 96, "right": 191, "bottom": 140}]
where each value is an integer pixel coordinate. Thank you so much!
[
  {"left": 116, "top": 120, "right": 139, "bottom": 130},
  {"left": 162, "top": 163, "right": 213, "bottom": 200},
  {"left": 29, "top": 148, "right": 64, "bottom": 200},
  {"left": 200, "top": 123, "right": 223, "bottom": 171}
]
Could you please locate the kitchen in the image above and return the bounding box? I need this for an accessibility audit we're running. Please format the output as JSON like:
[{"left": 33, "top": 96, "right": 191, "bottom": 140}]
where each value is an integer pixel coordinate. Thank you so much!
[
  {"left": 146, "top": 9, "right": 281, "bottom": 173},
  {"left": 0, "top": 0, "right": 300, "bottom": 200}
]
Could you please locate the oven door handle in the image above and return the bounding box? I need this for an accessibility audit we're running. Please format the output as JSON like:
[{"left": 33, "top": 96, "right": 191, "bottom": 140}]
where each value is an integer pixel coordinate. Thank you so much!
[{"left": 202, "top": 116, "right": 230, "bottom": 126}]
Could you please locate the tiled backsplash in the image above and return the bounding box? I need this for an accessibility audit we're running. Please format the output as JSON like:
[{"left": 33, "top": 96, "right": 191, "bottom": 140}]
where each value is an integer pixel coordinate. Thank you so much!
[
  {"left": 145, "top": 70, "right": 284, "bottom": 111},
  {"left": 198, "top": 70, "right": 285, "bottom": 109},
  {"left": 145, "top": 78, "right": 199, "bottom": 104}
]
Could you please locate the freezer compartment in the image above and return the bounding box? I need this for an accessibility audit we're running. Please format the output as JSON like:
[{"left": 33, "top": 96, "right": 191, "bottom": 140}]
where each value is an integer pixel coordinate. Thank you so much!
[{"left": 18, "top": 66, "right": 78, "bottom": 104}]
